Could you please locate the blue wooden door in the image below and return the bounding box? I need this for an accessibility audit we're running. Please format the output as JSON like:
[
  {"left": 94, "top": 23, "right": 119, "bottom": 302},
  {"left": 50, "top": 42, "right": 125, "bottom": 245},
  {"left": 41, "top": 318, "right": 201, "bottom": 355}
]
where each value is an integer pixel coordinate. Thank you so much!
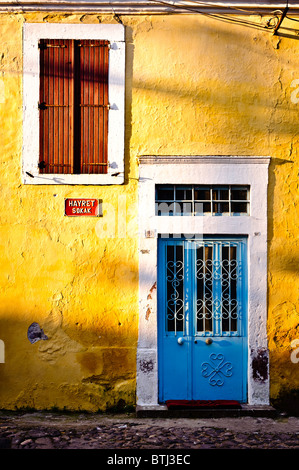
[{"left": 158, "top": 237, "right": 247, "bottom": 403}]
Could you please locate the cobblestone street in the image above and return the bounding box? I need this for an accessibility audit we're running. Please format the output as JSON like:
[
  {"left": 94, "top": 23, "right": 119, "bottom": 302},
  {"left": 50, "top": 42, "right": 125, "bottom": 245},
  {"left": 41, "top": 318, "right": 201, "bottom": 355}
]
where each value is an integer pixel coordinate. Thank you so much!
[{"left": 0, "top": 411, "right": 298, "bottom": 452}]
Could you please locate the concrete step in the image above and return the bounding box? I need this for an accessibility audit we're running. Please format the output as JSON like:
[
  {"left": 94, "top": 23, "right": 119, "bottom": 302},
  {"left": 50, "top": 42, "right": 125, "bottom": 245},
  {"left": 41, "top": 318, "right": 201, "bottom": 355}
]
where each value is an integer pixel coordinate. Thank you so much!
[{"left": 136, "top": 404, "right": 277, "bottom": 419}]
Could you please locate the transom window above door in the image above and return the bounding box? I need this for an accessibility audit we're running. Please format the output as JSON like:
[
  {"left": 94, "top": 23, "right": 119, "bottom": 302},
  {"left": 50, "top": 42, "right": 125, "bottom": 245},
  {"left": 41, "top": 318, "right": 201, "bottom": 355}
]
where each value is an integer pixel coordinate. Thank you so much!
[{"left": 155, "top": 184, "right": 250, "bottom": 216}]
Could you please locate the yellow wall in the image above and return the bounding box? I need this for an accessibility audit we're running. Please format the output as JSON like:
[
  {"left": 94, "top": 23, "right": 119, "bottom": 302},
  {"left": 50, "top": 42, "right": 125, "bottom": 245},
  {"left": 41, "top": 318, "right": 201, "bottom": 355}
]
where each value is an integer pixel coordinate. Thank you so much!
[{"left": 0, "top": 11, "right": 298, "bottom": 411}]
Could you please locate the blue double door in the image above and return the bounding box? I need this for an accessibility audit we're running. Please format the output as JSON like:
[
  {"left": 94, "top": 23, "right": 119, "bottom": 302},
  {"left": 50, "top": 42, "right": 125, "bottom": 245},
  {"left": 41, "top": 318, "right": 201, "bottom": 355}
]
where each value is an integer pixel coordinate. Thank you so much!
[{"left": 158, "top": 237, "right": 248, "bottom": 403}]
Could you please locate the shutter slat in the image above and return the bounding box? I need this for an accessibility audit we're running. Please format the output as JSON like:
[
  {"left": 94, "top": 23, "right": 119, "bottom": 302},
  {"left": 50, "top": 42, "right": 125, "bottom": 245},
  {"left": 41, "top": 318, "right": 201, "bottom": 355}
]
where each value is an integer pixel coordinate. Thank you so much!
[
  {"left": 92, "top": 40, "right": 96, "bottom": 174},
  {"left": 49, "top": 41, "right": 54, "bottom": 172},
  {"left": 54, "top": 40, "right": 58, "bottom": 172},
  {"left": 68, "top": 40, "right": 74, "bottom": 174},
  {"left": 103, "top": 40, "right": 109, "bottom": 173},
  {"left": 88, "top": 40, "right": 92, "bottom": 174},
  {"left": 58, "top": 40, "right": 63, "bottom": 174},
  {"left": 94, "top": 38, "right": 99, "bottom": 175},
  {"left": 99, "top": 41, "right": 104, "bottom": 176}
]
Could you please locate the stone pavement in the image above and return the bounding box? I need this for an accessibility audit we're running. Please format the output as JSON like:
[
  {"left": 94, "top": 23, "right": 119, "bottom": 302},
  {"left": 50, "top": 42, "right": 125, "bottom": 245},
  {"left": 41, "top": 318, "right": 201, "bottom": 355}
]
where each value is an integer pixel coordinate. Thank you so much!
[{"left": 0, "top": 410, "right": 299, "bottom": 451}]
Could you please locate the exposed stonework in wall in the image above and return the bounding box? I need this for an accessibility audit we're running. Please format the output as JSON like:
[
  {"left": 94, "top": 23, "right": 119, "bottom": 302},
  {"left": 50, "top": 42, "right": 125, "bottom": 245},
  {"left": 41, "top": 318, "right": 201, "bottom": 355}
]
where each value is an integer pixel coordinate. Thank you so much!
[
  {"left": 27, "top": 323, "right": 48, "bottom": 344},
  {"left": 0, "top": 11, "right": 298, "bottom": 410}
]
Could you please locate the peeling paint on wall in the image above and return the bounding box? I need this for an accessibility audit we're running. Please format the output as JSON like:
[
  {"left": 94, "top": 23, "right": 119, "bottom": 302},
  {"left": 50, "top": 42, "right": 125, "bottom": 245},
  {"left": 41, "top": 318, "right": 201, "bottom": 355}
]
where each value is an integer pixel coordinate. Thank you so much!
[
  {"left": 139, "top": 359, "right": 154, "bottom": 374},
  {"left": 145, "top": 307, "right": 151, "bottom": 321},
  {"left": 252, "top": 349, "right": 269, "bottom": 383},
  {"left": 145, "top": 282, "right": 156, "bottom": 321},
  {"left": 27, "top": 323, "right": 48, "bottom": 344}
]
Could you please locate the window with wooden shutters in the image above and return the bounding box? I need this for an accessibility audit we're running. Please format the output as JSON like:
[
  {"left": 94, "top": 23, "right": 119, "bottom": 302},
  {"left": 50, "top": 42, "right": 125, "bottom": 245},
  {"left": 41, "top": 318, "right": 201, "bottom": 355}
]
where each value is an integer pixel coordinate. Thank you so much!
[
  {"left": 23, "top": 23, "right": 125, "bottom": 185},
  {"left": 39, "top": 39, "right": 109, "bottom": 175}
]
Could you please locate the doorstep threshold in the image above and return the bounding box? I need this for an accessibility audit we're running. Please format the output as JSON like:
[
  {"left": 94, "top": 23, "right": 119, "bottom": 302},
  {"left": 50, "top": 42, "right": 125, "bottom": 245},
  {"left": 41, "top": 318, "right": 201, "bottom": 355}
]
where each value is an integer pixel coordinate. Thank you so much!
[{"left": 136, "top": 404, "right": 277, "bottom": 418}]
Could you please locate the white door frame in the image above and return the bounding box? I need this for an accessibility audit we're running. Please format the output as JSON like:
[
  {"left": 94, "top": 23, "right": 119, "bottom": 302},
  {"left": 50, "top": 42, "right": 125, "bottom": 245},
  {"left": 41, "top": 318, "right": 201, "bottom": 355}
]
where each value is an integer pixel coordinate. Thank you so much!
[{"left": 137, "top": 155, "right": 270, "bottom": 408}]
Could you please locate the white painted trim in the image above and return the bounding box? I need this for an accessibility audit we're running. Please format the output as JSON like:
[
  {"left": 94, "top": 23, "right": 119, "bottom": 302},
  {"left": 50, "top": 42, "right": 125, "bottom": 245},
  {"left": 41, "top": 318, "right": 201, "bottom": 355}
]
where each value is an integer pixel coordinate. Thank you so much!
[
  {"left": 137, "top": 155, "right": 270, "bottom": 407},
  {"left": 139, "top": 155, "right": 271, "bottom": 165},
  {"left": 22, "top": 23, "right": 125, "bottom": 185}
]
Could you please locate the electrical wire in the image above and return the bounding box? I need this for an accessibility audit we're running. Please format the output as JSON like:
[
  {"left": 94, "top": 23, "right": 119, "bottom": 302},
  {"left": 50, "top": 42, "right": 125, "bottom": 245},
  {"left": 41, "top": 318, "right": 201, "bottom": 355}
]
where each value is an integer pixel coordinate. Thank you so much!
[
  {"left": 286, "top": 15, "right": 299, "bottom": 22},
  {"left": 180, "top": 0, "right": 271, "bottom": 16},
  {"left": 147, "top": 0, "right": 279, "bottom": 31}
]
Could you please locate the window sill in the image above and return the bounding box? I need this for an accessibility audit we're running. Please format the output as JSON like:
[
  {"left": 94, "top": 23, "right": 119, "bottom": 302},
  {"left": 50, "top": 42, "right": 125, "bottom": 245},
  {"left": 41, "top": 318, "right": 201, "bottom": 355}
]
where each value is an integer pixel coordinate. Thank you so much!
[{"left": 22, "top": 172, "right": 124, "bottom": 185}]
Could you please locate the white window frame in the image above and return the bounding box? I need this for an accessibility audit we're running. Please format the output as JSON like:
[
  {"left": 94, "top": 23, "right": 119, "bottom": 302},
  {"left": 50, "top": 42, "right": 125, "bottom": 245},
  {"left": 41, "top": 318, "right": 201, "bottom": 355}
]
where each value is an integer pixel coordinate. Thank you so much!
[
  {"left": 137, "top": 155, "right": 271, "bottom": 410},
  {"left": 22, "top": 23, "right": 125, "bottom": 185}
]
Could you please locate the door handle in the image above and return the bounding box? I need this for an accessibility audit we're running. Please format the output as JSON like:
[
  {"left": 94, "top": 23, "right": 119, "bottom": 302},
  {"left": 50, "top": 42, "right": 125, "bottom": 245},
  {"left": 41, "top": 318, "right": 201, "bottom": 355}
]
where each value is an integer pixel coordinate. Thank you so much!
[{"left": 177, "top": 337, "right": 184, "bottom": 345}]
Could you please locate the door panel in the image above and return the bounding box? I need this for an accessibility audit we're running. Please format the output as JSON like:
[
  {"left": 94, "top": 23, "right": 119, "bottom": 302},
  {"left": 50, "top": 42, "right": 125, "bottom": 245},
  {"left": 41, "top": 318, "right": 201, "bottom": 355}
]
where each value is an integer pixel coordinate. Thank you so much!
[
  {"left": 158, "top": 240, "right": 190, "bottom": 400},
  {"left": 192, "top": 338, "right": 244, "bottom": 400},
  {"left": 158, "top": 237, "right": 247, "bottom": 403}
]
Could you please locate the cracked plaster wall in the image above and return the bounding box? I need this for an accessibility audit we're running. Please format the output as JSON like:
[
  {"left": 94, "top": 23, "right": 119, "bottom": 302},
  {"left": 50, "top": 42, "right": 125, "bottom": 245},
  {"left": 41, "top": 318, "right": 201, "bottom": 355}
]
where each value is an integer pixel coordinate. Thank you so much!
[{"left": 0, "top": 11, "right": 298, "bottom": 411}]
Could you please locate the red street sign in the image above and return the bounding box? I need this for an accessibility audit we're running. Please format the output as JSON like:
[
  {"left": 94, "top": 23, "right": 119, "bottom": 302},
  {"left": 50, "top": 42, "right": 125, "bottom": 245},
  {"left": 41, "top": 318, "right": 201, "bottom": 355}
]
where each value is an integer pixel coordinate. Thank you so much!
[{"left": 64, "top": 198, "right": 102, "bottom": 217}]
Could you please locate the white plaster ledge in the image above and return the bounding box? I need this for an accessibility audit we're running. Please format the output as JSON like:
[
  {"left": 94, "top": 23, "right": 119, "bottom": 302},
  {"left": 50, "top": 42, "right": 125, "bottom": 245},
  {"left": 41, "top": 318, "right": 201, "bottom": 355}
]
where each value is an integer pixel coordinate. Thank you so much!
[{"left": 139, "top": 155, "right": 271, "bottom": 165}]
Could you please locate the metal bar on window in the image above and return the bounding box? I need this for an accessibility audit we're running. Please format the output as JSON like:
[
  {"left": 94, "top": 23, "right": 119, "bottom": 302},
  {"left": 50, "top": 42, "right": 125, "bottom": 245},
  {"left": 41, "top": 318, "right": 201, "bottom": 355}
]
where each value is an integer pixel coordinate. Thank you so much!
[
  {"left": 48, "top": 163, "right": 72, "bottom": 167},
  {"left": 39, "top": 43, "right": 67, "bottom": 48},
  {"left": 79, "top": 104, "right": 110, "bottom": 108},
  {"left": 78, "top": 43, "right": 110, "bottom": 48},
  {"left": 39, "top": 103, "right": 70, "bottom": 108},
  {"left": 81, "top": 162, "right": 108, "bottom": 166}
]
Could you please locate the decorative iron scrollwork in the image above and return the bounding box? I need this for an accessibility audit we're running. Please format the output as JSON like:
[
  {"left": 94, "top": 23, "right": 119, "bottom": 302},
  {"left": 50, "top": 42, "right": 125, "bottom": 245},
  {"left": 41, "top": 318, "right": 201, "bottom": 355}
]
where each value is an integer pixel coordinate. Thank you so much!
[
  {"left": 166, "top": 260, "right": 184, "bottom": 321},
  {"left": 196, "top": 244, "right": 242, "bottom": 333},
  {"left": 201, "top": 353, "right": 233, "bottom": 386}
]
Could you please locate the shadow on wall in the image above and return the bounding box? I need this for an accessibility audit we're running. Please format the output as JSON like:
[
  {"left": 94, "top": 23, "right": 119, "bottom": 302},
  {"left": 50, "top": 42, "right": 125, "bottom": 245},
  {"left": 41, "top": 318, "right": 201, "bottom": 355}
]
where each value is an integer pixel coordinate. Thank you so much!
[
  {"left": 129, "top": 16, "right": 299, "bottom": 150},
  {"left": 272, "top": 388, "right": 299, "bottom": 416},
  {"left": 266, "top": 157, "right": 298, "bottom": 417},
  {"left": 0, "top": 243, "right": 139, "bottom": 412},
  {"left": 0, "top": 313, "right": 138, "bottom": 412},
  {"left": 267, "top": 156, "right": 294, "bottom": 244}
]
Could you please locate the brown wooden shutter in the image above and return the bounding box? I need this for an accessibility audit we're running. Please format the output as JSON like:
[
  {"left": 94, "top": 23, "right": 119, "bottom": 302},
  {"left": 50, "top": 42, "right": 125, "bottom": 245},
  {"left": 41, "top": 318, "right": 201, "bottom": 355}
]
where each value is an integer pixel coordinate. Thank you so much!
[
  {"left": 39, "top": 39, "right": 74, "bottom": 174},
  {"left": 78, "top": 40, "right": 109, "bottom": 175},
  {"left": 39, "top": 39, "right": 109, "bottom": 175}
]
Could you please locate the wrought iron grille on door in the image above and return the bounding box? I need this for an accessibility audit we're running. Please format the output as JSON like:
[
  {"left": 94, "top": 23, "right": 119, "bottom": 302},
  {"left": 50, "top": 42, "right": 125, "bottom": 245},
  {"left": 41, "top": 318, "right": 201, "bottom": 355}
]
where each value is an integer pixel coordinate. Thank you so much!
[{"left": 165, "top": 239, "right": 244, "bottom": 337}]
